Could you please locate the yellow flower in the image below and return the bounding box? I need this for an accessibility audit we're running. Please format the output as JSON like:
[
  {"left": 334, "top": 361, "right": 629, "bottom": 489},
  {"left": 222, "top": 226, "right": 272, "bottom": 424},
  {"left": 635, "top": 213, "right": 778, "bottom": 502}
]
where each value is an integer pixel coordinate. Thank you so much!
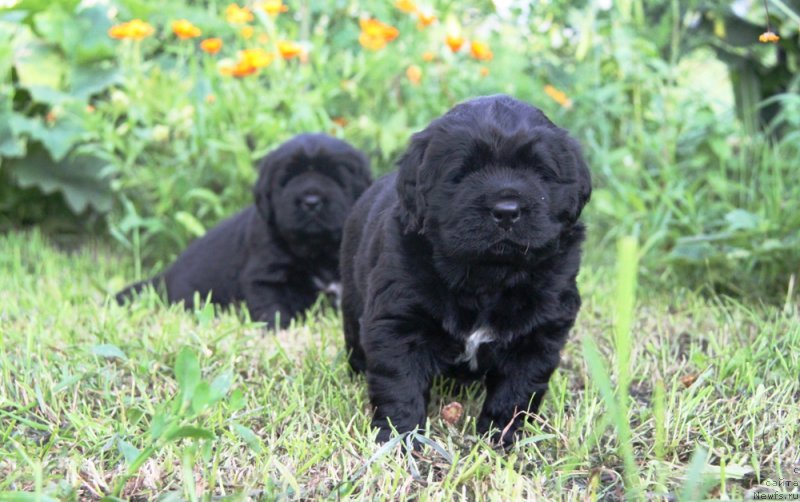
[
  {"left": 759, "top": 31, "right": 780, "bottom": 43},
  {"left": 422, "top": 51, "right": 436, "bottom": 62},
  {"left": 200, "top": 37, "right": 223, "bottom": 54},
  {"left": 226, "top": 3, "right": 253, "bottom": 24},
  {"left": 258, "top": 33, "right": 270, "bottom": 44},
  {"left": 260, "top": 0, "right": 289, "bottom": 15},
  {"left": 395, "top": 0, "right": 417, "bottom": 13},
  {"left": 406, "top": 64, "right": 422, "bottom": 85},
  {"left": 108, "top": 19, "right": 155, "bottom": 40},
  {"left": 172, "top": 19, "right": 202, "bottom": 39},
  {"left": 543, "top": 84, "right": 573, "bottom": 109},
  {"left": 469, "top": 40, "right": 492, "bottom": 61},
  {"left": 277, "top": 40, "right": 303, "bottom": 60},
  {"left": 241, "top": 26, "right": 254, "bottom": 39},
  {"left": 445, "top": 33, "right": 464, "bottom": 52},
  {"left": 416, "top": 11, "right": 436, "bottom": 29},
  {"left": 358, "top": 18, "right": 399, "bottom": 51},
  {"left": 239, "top": 48, "right": 273, "bottom": 68},
  {"left": 205, "top": 94, "right": 217, "bottom": 103},
  {"left": 479, "top": 66, "right": 489, "bottom": 77}
]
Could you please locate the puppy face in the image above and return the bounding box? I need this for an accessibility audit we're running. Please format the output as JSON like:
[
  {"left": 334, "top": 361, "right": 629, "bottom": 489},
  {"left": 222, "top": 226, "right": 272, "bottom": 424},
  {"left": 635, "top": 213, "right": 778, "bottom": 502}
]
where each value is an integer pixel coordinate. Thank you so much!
[
  {"left": 255, "top": 134, "right": 371, "bottom": 254},
  {"left": 397, "top": 95, "right": 590, "bottom": 270}
]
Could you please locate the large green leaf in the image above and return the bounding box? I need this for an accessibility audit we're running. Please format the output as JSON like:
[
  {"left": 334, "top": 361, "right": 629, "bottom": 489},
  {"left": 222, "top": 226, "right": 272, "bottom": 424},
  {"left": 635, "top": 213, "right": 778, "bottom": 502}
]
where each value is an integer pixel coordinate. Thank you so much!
[
  {"left": 9, "top": 110, "right": 83, "bottom": 161},
  {"left": 0, "top": 98, "right": 26, "bottom": 158},
  {"left": 12, "top": 28, "right": 67, "bottom": 90},
  {"left": 70, "top": 63, "right": 121, "bottom": 100},
  {"left": 7, "top": 145, "right": 111, "bottom": 213}
]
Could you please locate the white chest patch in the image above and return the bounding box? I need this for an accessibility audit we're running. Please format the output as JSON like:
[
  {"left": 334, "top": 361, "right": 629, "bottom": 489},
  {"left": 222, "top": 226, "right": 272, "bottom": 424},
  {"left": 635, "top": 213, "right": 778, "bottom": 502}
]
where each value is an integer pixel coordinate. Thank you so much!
[
  {"left": 456, "top": 327, "right": 495, "bottom": 370},
  {"left": 312, "top": 277, "right": 342, "bottom": 307}
]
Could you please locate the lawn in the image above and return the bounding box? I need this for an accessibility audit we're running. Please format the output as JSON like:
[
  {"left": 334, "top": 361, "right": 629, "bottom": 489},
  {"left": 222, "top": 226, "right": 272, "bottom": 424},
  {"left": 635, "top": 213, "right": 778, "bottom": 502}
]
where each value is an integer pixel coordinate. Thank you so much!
[{"left": 1, "top": 230, "right": 797, "bottom": 500}]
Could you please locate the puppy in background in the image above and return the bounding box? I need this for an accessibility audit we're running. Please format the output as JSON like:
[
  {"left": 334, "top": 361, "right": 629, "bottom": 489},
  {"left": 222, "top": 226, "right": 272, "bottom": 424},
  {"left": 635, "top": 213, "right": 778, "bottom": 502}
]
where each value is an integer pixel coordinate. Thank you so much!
[
  {"left": 340, "top": 95, "right": 591, "bottom": 445},
  {"left": 116, "top": 133, "right": 372, "bottom": 328}
]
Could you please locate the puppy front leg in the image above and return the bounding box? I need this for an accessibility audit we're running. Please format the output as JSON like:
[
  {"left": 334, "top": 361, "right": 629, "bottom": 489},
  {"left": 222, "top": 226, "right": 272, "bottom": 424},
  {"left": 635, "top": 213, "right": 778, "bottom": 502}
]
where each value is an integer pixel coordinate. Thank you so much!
[
  {"left": 478, "top": 347, "right": 561, "bottom": 447},
  {"left": 242, "top": 282, "right": 292, "bottom": 328},
  {"left": 362, "top": 319, "right": 434, "bottom": 443}
]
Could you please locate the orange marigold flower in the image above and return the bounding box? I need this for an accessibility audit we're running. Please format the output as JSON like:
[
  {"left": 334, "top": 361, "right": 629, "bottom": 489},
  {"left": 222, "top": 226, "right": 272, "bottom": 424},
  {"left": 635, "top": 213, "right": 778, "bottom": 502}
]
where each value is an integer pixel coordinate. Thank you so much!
[
  {"left": 241, "top": 26, "right": 254, "bottom": 39},
  {"left": 422, "top": 51, "right": 436, "bottom": 62},
  {"left": 226, "top": 3, "right": 253, "bottom": 24},
  {"left": 544, "top": 84, "right": 573, "bottom": 109},
  {"left": 445, "top": 33, "right": 464, "bottom": 52},
  {"left": 469, "top": 40, "right": 492, "bottom": 61},
  {"left": 258, "top": 33, "right": 270, "bottom": 44},
  {"left": 416, "top": 11, "right": 436, "bottom": 29},
  {"left": 759, "top": 31, "right": 780, "bottom": 43},
  {"left": 239, "top": 48, "right": 273, "bottom": 68},
  {"left": 219, "top": 58, "right": 258, "bottom": 77},
  {"left": 108, "top": 19, "right": 155, "bottom": 40},
  {"left": 479, "top": 66, "right": 489, "bottom": 77},
  {"left": 172, "top": 19, "right": 201, "bottom": 39},
  {"left": 406, "top": 64, "right": 422, "bottom": 85},
  {"left": 358, "top": 18, "right": 399, "bottom": 51},
  {"left": 260, "top": 0, "right": 289, "bottom": 15},
  {"left": 395, "top": 0, "right": 417, "bottom": 13},
  {"left": 205, "top": 94, "right": 217, "bottom": 103},
  {"left": 45, "top": 111, "right": 57, "bottom": 125},
  {"left": 332, "top": 116, "right": 348, "bottom": 127},
  {"left": 86, "top": 105, "right": 96, "bottom": 113},
  {"left": 200, "top": 37, "right": 223, "bottom": 54},
  {"left": 277, "top": 40, "right": 303, "bottom": 60}
]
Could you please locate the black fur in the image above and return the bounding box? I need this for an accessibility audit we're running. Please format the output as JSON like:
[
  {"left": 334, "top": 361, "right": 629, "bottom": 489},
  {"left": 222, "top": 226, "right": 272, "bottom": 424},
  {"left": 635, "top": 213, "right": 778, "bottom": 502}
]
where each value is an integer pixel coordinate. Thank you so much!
[
  {"left": 117, "top": 133, "right": 372, "bottom": 327},
  {"left": 340, "top": 96, "right": 591, "bottom": 445}
]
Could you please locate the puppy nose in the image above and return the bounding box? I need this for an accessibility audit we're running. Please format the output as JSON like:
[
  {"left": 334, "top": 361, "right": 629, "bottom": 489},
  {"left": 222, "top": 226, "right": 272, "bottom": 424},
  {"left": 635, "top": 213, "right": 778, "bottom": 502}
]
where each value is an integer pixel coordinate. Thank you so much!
[
  {"left": 491, "top": 200, "right": 521, "bottom": 230},
  {"left": 301, "top": 193, "right": 322, "bottom": 212}
]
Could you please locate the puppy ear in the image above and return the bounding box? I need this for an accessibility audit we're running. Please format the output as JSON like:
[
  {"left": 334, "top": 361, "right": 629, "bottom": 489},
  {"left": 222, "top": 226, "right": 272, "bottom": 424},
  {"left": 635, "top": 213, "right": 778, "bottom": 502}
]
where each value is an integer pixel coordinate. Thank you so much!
[
  {"left": 347, "top": 150, "right": 373, "bottom": 200},
  {"left": 253, "top": 154, "right": 274, "bottom": 223},
  {"left": 566, "top": 136, "right": 592, "bottom": 221},
  {"left": 395, "top": 132, "right": 430, "bottom": 234}
]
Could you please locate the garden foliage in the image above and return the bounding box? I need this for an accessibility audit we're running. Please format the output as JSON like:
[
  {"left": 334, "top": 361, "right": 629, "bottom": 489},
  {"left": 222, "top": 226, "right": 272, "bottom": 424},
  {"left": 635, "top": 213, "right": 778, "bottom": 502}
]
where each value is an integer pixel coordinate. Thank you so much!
[{"left": 0, "top": 0, "right": 797, "bottom": 299}]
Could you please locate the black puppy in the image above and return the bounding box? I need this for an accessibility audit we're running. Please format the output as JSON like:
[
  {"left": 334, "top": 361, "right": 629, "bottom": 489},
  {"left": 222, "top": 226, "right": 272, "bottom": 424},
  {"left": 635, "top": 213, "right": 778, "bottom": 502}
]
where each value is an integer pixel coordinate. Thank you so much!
[
  {"left": 117, "top": 133, "right": 372, "bottom": 327},
  {"left": 340, "top": 95, "right": 591, "bottom": 445}
]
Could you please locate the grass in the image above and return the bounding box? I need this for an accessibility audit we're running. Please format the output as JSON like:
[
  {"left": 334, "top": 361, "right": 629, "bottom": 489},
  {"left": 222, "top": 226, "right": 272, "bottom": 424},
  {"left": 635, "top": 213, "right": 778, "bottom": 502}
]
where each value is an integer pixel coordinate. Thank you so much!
[{"left": 0, "top": 230, "right": 798, "bottom": 500}]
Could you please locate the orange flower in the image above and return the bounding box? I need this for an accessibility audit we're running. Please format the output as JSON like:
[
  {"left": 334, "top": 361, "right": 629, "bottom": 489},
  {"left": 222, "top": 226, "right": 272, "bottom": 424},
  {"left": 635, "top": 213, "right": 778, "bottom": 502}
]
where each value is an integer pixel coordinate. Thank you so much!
[
  {"left": 544, "top": 84, "right": 573, "bottom": 109},
  {"left": 416, "top": 11, "right": 436, "bottom": 29},
  {"left": 45, "top": 111, "right": 57, "bottom": 125},
  {"left": 470, "top": 40, "right": 493, "bottom": 61},
  {"left": 422, "top": 51, "right": 436, "bottom": 62},
  {"left": 200, "top": 37, "right": 223, "bottom": 54},
  {"left": 240, "top": 26, "right": 254, "bottom": 39},
  {"left": 226, "top": 3, "right": 253, "bottom": 24},
  {"left": 86, "top": 105, "right": 96, "bottom": 113},
  {"left": 172, "top": 19, "right": 201, "bottom": 39},
  {"left": 358, "top": 18, "right": 399, "bottom": 51},
  {"left": 260, "top": 0, "right": 289, "bottom": 15},
  {"left": 479, "top": 66, "right": 489, "bottom": 77},
  {"left": 205, "top": 94, "right": 217, "bottom": 103},
  {"left": 332, "top": 116, "right": 348, "bottom": 127},
  {"left": 445, "top": 33, "right": 464, "bottom": 52},
  {"left": 220, "top": 59, "right": 258, "bottom": 77},
  {"left": 239, "top": 48, "right": 273, "bottom": 68},
  {"left": 759, "top": 31, "right": 780, "bottom": 43},
  {"left": 406, "top": 64, "right": 422, "bottom": 85},
  {"left": 108, "top": 19, "right": 155, "bottom": 40},
  {"left": 395, "top": 0, "right": 417, "bottom": 13},
  {"left": 258, "top": 33, "right": 270, "bottom": 44},
  {"left": 277, "top": 40, "right": 303, "bottom": 60}
]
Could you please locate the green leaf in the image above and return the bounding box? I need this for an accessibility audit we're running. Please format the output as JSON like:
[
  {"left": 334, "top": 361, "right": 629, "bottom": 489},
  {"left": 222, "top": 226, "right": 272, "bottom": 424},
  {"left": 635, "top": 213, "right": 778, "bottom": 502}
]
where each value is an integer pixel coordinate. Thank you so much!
[
  {"left": 91, "top": 344, "right": 127, "bottom": 360},
  {"left": 174, "top": 347, "right": 201, "bottom": 405},
  {"left": 724, "top": 209, "right": 760, "bottom": 232},
  {"left": 191, "top": 381, "right": 211, "bottom": 414},
  {"left": 149, "top": 413, "right": 169, "bottom": 440},
  {"left": 117, "top": 438, "right": 140, "bottom": 464},
  {"left": 175, "top": 211, "right": 206, "bottom": 238},
  {"left": 164, "top": 426, "right": 215, "bottom": 442},
  {"left": 12, "top": 28, "right": 67, "bottom": 90},
  {"left": 232, "top": 423, "right": 263, "bottom": 453},
  {"left": 8, "top": 145, "right": 112, "bottom": 213},
  {"left": 70, "top": 63, "right": 120, "bottom": 100},
  {"left": 0, "top": 493, "right": 59, "bottom": 502},
  {"left": 209, "top": 371, "right": 233, "bottom": 403},
  {"left": 0, "top": 99, "right": 26, "bottom": 158}
]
